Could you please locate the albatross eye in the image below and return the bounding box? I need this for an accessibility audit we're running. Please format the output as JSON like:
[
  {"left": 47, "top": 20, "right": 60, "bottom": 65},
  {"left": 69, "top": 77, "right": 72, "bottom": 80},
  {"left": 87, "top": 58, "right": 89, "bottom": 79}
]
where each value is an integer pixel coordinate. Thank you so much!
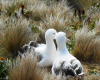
[{"left": 53, "top": 33, "right": 55, "bottom": 35}]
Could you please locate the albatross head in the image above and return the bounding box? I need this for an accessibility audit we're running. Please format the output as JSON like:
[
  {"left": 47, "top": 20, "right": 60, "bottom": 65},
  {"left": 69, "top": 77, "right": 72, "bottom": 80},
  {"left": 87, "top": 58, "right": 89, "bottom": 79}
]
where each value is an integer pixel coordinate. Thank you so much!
[
  {"left": 55, "top": 32, "right": 70, "bottom": 44},
  {"left": 45, "top": 28, "right": 57, "bottom": 40}
]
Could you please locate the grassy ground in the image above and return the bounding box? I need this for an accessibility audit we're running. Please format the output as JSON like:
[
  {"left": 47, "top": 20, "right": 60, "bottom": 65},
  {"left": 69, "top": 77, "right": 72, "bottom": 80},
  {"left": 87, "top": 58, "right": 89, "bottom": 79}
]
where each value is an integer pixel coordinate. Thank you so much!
[
  {"left": 45, "top": 62, "right": 100, "bottom": 80},
  {"left": 82, "top": 62, "right": 100, "bottom": 80},
  {"left": 0, "top": 0, "right": 100, "bottom": 80},
  {"left": 8, "top": 55, "right": 100, "bottom": 80}
]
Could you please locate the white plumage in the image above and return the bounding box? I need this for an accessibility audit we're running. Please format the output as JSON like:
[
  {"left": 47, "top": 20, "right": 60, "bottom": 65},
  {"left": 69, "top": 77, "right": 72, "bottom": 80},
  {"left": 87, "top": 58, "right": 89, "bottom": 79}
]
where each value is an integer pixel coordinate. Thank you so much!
[
  {"left": 36, "top": 29, "right": 57, "bottom": 67},
  {"left": 52, "top": 32, "right": 83, "bottom": 79},
  {"left": 19, "top": 28, "right": 57, "bottom": 67}
]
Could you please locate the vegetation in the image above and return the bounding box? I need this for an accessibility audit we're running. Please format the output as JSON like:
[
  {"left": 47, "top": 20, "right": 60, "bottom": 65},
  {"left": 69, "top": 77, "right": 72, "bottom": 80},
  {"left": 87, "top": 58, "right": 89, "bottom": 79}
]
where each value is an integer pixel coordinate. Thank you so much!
[
  {"left": 80, "top": 0, "right": 100, "bottom": 8},
  {"left": 0, "top": 18, "right": 34, "bottom": 58},
  {"left": 0, "top": 57, "right": 8, "bottom": 79},
  {"left": 73, "top": 27, "right": 100, "bottom": 63},
  {"left": 0, "top": 0, "right": 100, "bottom": 79},
  {"left": 10, "top": 54, "right": 44, "bottom": 80}
]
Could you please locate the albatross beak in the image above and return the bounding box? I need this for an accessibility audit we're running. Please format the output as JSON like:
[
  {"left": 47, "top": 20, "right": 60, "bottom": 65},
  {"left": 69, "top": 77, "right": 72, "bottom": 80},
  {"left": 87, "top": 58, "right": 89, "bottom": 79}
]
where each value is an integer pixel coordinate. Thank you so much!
[
  {"left": 54, "top": 39, "right": 57, "bottom": 50},
  {"left": 65, "top": 38, "right": 70, "bottom": 43}
]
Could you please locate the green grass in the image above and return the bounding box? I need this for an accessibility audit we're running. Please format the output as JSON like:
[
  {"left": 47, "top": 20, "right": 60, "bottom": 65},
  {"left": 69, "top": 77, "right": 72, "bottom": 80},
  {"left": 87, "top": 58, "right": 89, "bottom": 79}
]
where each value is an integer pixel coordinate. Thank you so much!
[
  {"left": 88, "top": 66, "right": 97, "bottom": 69},
  {"left": 88, "top": 70, "right": 98, "bottom": 74}
]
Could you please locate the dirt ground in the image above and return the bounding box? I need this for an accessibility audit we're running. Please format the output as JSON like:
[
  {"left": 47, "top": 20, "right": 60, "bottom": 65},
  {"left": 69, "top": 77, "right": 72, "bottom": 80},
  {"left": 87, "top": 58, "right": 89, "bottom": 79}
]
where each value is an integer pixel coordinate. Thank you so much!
[{"left": 82, "top": 62, "right": 100, "bottom": 80}]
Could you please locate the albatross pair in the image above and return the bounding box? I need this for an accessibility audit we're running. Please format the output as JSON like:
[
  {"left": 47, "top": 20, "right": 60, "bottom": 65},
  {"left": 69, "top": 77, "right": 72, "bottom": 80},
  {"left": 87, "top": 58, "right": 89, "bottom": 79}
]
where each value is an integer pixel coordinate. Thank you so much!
[{"left": 19, "top": 28, "right": 83, "bottom": 79}]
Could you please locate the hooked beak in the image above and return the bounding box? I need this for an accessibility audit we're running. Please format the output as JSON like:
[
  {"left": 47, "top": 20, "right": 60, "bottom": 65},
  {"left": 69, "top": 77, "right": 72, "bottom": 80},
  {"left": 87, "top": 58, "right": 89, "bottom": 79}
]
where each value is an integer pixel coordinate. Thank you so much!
[
  {"left": 54, "top": 39, "right": 57, "bottom": 50},
  {"left": 65, "top": 38, "right": 70, "bottom": 43}
]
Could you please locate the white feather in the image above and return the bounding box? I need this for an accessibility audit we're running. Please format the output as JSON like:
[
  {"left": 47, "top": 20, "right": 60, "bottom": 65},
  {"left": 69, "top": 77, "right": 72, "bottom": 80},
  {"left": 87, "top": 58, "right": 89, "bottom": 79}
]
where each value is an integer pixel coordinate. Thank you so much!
[
  {"left": 35, "top": 29, "right": 57, "bottom": 67},
  {"left": 52, "top": 32, "right": 83, "bottom": 79}
]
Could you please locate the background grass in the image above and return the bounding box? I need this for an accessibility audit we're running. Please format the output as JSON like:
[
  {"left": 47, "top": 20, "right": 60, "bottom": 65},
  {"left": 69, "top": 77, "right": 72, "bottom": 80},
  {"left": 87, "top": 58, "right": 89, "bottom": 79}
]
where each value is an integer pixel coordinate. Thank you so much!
[
  {"left": 73, "top": 27, "right": 100, "bottom": 63},
  {"left": 0, "top": 0, "right": 100, "bottom": 79},
  {"left": 0, "top": 18, "right": 35, "bottom": 59}
]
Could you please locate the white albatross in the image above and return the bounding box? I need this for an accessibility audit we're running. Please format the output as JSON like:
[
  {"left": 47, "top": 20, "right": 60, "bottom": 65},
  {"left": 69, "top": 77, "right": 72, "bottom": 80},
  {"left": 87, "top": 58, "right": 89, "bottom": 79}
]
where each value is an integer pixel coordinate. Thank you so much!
[
  {"left": 36, "top": 28, "right": 57, "bottom": 67},
  {"left": 52, "top": 32, "right": 83, "bottom": 80},
  {"left": 19, "top": 28, "right": 57, "bottom": 67}
]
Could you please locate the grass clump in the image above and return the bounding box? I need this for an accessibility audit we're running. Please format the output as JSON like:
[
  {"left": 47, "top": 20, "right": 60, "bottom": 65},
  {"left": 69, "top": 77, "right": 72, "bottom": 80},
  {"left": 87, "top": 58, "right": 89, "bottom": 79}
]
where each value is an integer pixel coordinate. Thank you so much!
[
  {"left": 10, "top": 53, "right": 44, "bottom": 80},
  {"left": 30, "top": 1, "right": 49, "bottom": 21},
  {"left": 9, "top": 53, "right": 62, "bottom": 80},
  {"left": 40, "top": 15, "right": 67, "bottom": 32},
  {"left": 73, "top": 27, "right": 100, "bottom": 63},
  {"left": 0, "top": 20, "right": 34, "bottom": 58}
]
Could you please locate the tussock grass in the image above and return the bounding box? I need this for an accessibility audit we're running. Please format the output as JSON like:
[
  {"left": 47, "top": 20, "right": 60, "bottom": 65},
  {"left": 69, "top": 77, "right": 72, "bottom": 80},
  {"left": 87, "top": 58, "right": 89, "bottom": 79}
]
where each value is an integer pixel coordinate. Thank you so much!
[
  {"left": 30, "top": 1, "right": 73, "bottom": 40},
  {"left": 30, "top": 1, "right": 49, "bottom": 21},
  {"left": 9, "top": 53, "right": 80, "bottom": 80},
  {"left": 40, "top": 15, "right": 67, "bottom": 32},
  {"left": 85, "top": 6, "right": 100, "bottom": 21},
  {"left": 10, "top": 53, "right": 44, "bottom": 80},
  {"left": 9, "top": 53, "right": 61, "bottom": 80},
  {"left": 30, "top": 0, "right": 70, "bottom": 21},
  {"left": 95, "top": 19, "right": 100, "bottom": 31},
  {"left": 1, "top": 0, "right": 40, "bottom": 17},
  {"left": 0, "top": 19, "right": 34, "bottom": 58},
  {"left": 73, "top": 27, "right": 100, "bottom": 63},
  {"left": 80, "top": 0, "right": 100, "bottom": 8}
]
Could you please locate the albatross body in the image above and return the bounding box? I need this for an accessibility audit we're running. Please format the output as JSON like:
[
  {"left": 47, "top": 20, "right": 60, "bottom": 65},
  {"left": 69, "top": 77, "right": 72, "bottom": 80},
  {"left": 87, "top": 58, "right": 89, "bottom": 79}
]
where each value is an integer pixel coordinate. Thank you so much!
[
  {"left": 36, "top": 29, "right": 57, "bottom": 67},
  {"left": 19, "top": 29, "right": 57, "bottom": 67},
  {"left": 52, "top": 32, "right": 83, "bottom": 79}
]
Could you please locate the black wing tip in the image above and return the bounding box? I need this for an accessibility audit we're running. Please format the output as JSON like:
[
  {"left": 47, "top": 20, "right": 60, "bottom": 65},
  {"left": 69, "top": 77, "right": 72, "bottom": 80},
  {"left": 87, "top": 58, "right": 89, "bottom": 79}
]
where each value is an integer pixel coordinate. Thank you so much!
[
  {"left": 28, "top": 41, "right": 39, "bottom": 47},
  {"left": 19, "top": 44, "right": 30, "bottom": 54}
]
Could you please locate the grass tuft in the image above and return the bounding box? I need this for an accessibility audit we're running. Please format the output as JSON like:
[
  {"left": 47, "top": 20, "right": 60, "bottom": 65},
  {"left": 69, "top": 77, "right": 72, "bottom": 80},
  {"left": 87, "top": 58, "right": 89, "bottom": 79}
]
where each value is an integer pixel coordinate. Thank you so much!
[
  {"left": 10, "top": 53, "right": 44, "bottom": 80},
  {"left": 0, "top": 20, "right": 34, "bottom": 58},
  {"left": 73, "top": 27, "right": 100, "bottom": 63}
]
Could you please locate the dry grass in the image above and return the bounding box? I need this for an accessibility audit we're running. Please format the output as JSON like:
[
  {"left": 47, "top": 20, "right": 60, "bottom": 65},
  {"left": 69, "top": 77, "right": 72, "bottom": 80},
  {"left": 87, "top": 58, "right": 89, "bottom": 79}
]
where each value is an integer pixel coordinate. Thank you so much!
[
  {"left": 30, "top": 1, "right": 74, "bottom": 40},
  {"left": 2, "top": 0, "right": 33, "bottom": 13},
  {"left": 80, "top": 0, "right": 100, "bottom": 8},
  {"left": 95, "top": 19, "right": 100, "bottom": 31},
  {"left": 82, "top": 62, "right": 100, "bottom": 80},
  {"left": 0, "top": 0, "right": 100, "bottom": 79},
  {"left": 10, "top": 53, "right": 44, "bottom": 80},
  {"left": 9, "top": 53, "right": 61, "bottom": 80},
  {"left": 80, "top": 0, "right": 92, "bottom": 8},
  {"left": 8, "top": 55, "right": 100, "bottom": 80},
  {"left": 9, "top": 53, "right": 83, "bottom": 80},
  {"left": 73, "top": 27, "right": 100, "bottom": 63},
  {"left": 0, "top": 18, "right": 35, "bottom": 58},
  {"left": 85, "top": 6, "right": 100, "bottom": 22},
  {"left": 30, "top": 0, "right": 49, "bottom": 20},
  {"left": 40, "top": 15, "right": 67, "bottom": 32},
  {"left": 30, "top": 0, "right": 70, "bottom": 20}
]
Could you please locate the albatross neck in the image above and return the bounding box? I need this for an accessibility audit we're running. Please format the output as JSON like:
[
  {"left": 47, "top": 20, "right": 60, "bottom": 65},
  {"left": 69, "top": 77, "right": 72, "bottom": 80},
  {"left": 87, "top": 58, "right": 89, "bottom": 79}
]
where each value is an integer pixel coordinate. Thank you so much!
[
  {"left": 57, "top": 42, "right": 69, "bottom": 54},
  {"left": 46, "top": 39, "right": 55, "bottom": 48}
]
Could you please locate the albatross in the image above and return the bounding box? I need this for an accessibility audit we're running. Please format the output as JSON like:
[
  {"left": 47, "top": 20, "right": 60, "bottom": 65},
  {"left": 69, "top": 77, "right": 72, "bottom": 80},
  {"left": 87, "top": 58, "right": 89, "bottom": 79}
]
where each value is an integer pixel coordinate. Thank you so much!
[
  {"left": 52, "top": 32, "right": 83, "bottom": 80},
  {"left": 36, "top": 28, "right": 57, "bottom": 67},
  {"left": 19, "top": 28, "right": 57, "bottom": 67}
]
